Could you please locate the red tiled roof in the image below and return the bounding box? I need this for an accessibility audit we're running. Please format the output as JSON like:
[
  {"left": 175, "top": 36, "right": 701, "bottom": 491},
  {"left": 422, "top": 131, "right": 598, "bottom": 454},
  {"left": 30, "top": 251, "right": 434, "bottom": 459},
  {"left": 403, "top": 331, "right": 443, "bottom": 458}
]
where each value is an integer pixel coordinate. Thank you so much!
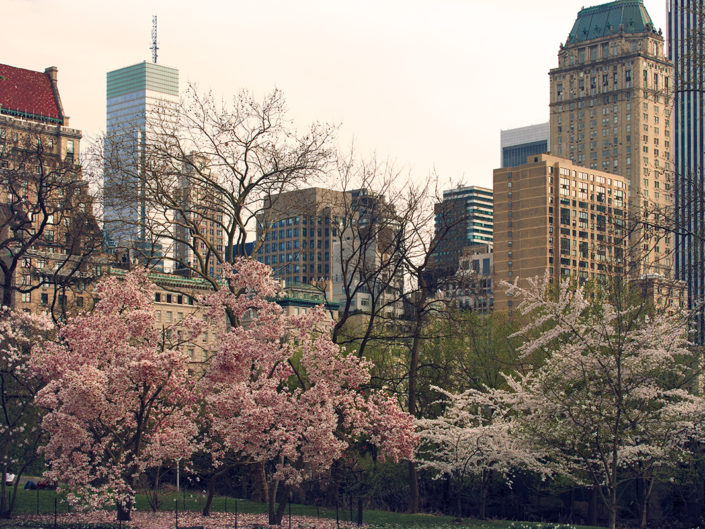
[{"left": 0, "top": 63, "right": 61, "bottom": 121}]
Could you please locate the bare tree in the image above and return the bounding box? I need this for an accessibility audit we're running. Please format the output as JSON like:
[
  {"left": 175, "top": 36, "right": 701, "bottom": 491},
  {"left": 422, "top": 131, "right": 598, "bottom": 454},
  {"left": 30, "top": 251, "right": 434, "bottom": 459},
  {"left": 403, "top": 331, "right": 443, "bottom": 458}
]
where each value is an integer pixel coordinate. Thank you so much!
[
  {"left": 100, "top": 86, "right": 335, "bottom": 293},
  {"left": 0, "top": 121, "right": 103, "bottom": 318}
]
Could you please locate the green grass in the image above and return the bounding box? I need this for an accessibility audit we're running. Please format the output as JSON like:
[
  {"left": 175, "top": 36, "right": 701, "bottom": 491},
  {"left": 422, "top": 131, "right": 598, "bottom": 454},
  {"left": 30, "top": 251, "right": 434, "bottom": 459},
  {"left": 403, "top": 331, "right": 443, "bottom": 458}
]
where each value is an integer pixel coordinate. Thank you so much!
[{"left": 3, "top": 488, "right": 604, "bottom": 529}]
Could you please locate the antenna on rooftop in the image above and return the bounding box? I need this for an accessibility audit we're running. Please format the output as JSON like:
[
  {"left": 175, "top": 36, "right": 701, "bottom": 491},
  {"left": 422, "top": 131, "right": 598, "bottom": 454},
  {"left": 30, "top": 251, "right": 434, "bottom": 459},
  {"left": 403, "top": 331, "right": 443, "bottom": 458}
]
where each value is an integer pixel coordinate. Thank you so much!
[{"left": 150, "top": 15, "right": 159, "bottom": 63}]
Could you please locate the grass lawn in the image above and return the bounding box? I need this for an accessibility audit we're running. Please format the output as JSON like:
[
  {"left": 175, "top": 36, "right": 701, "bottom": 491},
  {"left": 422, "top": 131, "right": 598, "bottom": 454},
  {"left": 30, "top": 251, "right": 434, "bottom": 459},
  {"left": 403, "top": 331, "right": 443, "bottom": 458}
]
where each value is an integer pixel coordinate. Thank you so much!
[{"left": 2, "top": 487, "right": 604, "bottom": 529}]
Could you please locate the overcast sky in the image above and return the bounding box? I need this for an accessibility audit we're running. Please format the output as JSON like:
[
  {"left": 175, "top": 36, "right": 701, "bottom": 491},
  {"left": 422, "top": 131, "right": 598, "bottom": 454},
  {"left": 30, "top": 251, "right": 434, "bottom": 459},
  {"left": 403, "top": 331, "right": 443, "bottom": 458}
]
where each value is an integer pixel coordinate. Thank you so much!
[{"left": 3, "top": 0, "right": 667, "bottom": 189}]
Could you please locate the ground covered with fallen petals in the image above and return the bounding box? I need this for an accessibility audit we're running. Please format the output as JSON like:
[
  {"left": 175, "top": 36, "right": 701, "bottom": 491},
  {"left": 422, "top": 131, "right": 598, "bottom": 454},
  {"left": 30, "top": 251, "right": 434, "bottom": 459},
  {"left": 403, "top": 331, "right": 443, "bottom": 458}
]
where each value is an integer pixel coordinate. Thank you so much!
[{"left": 17, "top": 511, "right": 362, "bottom": 529}]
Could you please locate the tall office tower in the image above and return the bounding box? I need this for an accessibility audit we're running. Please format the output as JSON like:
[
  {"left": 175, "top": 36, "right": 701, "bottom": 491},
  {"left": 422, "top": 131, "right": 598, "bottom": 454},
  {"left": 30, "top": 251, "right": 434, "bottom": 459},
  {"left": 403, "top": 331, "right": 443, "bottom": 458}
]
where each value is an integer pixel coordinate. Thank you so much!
[
  {"left": 501, "top": 123, "right": 550, "bottom": 168},
  {"left": 549, "top": 0, "right": 674, "bottom": 277},
  {"left": 428, "top": 185, "right": 493, "bottom": 286},
  {"left": 668, "top": 0, "right": 705, "bottom": 341},
  {"left": 493, "top": 154, "right": 629, "bottom": 312},
  {"left": 104, "top": 61, "right": 179, "bottom": 272}
]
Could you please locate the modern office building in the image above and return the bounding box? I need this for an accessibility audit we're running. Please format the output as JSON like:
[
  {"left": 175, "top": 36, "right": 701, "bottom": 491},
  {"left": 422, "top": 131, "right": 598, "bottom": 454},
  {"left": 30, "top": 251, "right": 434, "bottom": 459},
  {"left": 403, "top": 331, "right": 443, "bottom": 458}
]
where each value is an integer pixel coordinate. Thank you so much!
[
  {"left": 493, "top": 154, "right": 629, "bottom": 312},
  {"left": 668, "top": 0, "right": 705, "bottom": 340},
  {"left": 428, "top": 186, "right": 493, "bottom": 287},
  {"left": 103, "top": 61, "right": 179, "bottom": 272},
  {"left": 255, "top": 187, "right": 349, "bottom": 286},
  {"left": 501, "top": 123, "right": 550, "bottom": 168},
  {"left": 549, "top": 0, "right": 674, "bottom": 278}
]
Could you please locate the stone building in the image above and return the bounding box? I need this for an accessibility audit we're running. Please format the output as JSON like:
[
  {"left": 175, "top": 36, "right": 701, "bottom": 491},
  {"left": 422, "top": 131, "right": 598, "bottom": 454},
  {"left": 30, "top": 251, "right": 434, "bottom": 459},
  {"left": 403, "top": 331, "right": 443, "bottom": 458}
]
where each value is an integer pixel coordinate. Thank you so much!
[
  {"left": 549, "top": 0, "right": 674, "bottom": 278},
  {"left": 0, "top": 63, "right": 104, "bottom": 315}
]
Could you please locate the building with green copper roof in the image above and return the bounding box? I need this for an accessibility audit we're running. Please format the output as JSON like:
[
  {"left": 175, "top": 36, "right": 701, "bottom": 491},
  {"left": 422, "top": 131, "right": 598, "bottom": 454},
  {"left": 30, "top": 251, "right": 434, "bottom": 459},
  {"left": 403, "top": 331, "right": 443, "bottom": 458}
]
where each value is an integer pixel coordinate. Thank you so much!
[
  {"left": 549, "top": 0, "right": 675, "bottom": 281},
  {"left": 566, "top": 0, "right": 658, "bottom": 45}
]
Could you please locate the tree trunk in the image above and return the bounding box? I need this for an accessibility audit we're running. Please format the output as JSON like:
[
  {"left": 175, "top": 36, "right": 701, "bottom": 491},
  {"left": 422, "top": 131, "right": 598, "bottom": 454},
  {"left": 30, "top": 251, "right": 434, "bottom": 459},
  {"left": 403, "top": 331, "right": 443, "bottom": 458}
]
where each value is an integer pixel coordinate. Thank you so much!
[
  {"left": 146, "top": 467, "right": 161, "bottom": 512},
  {"left": 455, "top": 483, "right": 463, "bottom": 521},
  {"left": 202, "top": 474, "right": 216, "bottom": 516},
  {"left": 588, "top": 485, "right": 598, "bottom": 527},
  {"left": 406, "top": 301, "right": 424, "bottom": 513},
  {"left": 479, "top": 471, "right": 489, "bottom": 520},
  {"left": 407, "top": 460, "right": 419, "bottom": 513},
  {"left": 116, "top": 500, "right": 132, "bottom": 522},
  {"left": 268, "top": 479, "right": 279, "bottom": 525},
  {"left": 269, "top": 483, "right": 288, "bottom": 526}
]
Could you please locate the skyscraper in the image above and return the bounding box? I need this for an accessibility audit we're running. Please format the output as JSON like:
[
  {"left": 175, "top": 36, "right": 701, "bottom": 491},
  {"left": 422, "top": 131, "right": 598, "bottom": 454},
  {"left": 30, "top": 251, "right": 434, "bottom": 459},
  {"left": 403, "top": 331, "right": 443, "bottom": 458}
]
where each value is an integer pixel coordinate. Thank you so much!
[
  {"left": 428, "top": 185, "right": 493, "bottom": 288},
  {"left": 501, "top": 123, "right": 550, "bottom": 168},
  {"left": 668, "top": 0, "right": 705, "bottom": 340},
  {"left": 549, "top": 0, "right": 673, "bottom": 278},
  {"left": 104, "top": 61, "right": 179, "bottom": 272}
]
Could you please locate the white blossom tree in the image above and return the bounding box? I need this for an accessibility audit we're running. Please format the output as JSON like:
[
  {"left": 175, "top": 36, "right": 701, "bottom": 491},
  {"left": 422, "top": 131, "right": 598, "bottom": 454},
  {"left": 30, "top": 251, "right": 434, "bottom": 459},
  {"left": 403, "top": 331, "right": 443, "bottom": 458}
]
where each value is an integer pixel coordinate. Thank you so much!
[
  {"left": 416, "top": 385, "right": 549, "bottom": 520},
  {"left": 501, "top": 275, "right": 705, "bottom": 529}
]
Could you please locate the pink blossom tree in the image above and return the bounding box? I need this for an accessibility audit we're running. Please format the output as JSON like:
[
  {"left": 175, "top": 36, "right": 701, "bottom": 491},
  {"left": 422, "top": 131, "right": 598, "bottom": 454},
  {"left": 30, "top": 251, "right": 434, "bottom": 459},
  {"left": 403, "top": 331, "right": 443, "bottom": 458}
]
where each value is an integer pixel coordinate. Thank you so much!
[
  {"left": 416, "top": 385, "right": 550, "bottom": 521},
  {"left": 199, "top": 258, "right": 417, "bottom": 525},
  {"left": 500, "top": 275, "right": 705, "bottom": 529},
  {"left": 31, "top": 269, "right": 200, "bottom": 521},
  {"left": 0, "top": 307, "right": 54, "bottom": 518}
]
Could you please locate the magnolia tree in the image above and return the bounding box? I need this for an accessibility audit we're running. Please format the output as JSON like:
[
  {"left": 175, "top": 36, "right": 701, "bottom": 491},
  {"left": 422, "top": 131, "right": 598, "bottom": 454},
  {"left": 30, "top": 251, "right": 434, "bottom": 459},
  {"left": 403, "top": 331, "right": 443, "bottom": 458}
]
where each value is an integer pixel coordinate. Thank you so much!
[
  {"left": 198, "top": 258, "right": 417, "bottom": 525},
  {"left": 416, "top": 386, "right": 549, "bottom": 520},
  {"left": 0, "top": 308, "right": 54, "bottom": 518},
  {"left": 31, "top": 269, "right": 200, "bottom": 520},
  {"left": 500, "top": 276, "right": 705, "bottom": 529}
]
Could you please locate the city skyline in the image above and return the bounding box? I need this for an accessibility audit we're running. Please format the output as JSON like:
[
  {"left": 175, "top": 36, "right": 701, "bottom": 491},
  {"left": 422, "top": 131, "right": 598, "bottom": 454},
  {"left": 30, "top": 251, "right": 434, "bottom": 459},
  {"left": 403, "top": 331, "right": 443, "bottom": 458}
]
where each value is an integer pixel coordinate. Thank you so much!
[{"left": 2, "top": 0, "right": 667, "bottom": 190}]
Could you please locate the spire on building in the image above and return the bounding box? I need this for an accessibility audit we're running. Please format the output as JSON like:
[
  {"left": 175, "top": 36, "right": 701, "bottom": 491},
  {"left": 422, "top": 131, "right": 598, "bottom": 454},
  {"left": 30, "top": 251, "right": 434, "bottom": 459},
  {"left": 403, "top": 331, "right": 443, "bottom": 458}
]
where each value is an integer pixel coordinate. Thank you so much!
[{"left": 150, "top": 15, "right": 159, "bottom": 64}]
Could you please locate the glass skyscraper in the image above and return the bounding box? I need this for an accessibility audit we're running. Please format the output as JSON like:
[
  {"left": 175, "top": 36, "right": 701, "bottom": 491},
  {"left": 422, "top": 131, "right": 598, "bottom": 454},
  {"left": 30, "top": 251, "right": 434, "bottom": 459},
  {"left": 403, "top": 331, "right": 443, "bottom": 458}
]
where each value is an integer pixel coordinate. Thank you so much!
[
  {"left": 668, "top": 0, "right": 705, "bottom": 341},
  {"left": 104, "top": 61, "right": 179, "bottom": 271},
  {"left": 501, "top": 123, "right": 549, "bottom": 168}
]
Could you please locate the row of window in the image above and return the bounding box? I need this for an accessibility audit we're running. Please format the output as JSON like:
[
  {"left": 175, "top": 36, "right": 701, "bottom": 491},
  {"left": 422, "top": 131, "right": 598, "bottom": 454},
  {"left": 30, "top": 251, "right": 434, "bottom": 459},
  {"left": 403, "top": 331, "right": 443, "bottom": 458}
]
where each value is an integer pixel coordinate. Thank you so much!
[{"left": 263, "top": 252, "right": 329, "bottom": 265}]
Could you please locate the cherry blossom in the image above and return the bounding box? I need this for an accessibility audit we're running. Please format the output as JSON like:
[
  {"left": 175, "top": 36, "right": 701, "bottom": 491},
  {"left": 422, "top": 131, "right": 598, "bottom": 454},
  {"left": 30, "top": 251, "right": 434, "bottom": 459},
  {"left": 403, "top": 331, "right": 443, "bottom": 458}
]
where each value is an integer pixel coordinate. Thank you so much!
[
  {"left": 198, "top": 258, "right": 417, "bottom": 525},
  {"left": 31, "top": 268, "right": 200, "bottom": 520}
]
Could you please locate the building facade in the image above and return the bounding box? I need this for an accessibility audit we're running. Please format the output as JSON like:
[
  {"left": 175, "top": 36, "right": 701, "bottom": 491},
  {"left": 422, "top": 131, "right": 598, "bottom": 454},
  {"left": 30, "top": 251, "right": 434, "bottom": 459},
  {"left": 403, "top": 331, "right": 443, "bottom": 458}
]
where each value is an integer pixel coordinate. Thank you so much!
[
  {"left": 0, "top": 63, "right": 104, "bottom": 315},
  {"left": 501, "top": 123, "right": 550, "bottom": 168},
  {"left": 493, "top": 154, "right": 629, "bottom": 312},
  {"left": 104, "top": 61, "right": 179, "bottom": 272},
  {"left": 549, "top": 0, "right": 673, "bottom": 278},
  {"left": 256, "top": 187, "right": 349, "bottom": 286},
  {"left": 173, "top": 153, "right": 227, "bottom": 280},
  {"left": 429, "top": 186, "right": 493, "bottom": 289},
  {"left": 668, "top": 0, "right": 705, "bottom": 340}
]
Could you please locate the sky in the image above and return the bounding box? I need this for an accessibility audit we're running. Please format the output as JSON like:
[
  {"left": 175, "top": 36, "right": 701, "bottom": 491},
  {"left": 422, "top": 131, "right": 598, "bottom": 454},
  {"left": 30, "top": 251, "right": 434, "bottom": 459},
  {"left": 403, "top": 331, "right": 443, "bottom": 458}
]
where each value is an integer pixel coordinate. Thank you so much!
[{"left": 3, "top": 0, "right": 668, "bottom": 190}]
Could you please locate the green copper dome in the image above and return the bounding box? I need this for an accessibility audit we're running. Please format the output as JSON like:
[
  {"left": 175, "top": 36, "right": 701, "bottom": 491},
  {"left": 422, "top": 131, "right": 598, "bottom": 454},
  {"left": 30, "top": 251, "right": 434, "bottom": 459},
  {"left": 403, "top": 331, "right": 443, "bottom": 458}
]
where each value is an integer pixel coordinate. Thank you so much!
[{"left": 567, "top": 0, "right": 657, "bottom": 44}]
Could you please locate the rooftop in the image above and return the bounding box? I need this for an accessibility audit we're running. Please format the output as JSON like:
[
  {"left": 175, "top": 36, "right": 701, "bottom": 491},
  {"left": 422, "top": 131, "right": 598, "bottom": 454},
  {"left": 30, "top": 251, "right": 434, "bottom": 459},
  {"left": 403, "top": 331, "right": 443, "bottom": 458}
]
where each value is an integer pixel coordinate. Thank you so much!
[
  {"left": 567, "top": 0, "right": 657, "bottom": 45},
  {"left": 0, "top": 64, "right": 63, "bottom": 124}
]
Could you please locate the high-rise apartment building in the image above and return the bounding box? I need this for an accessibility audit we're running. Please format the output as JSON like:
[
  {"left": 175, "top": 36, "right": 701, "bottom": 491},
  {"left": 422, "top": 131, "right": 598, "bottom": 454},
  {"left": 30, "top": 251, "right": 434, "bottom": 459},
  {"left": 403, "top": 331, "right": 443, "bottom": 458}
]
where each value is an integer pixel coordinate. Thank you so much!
[
  {"left": 493, "top": 154, "right": 629, "bottom": 311},
  {"left": 501, "top": 123, "right": 550, "bottom": 168},
  {"left": 668, "top": 0, "right": 705, "bottom": 340},
  {"left": 429, "top": 186, "right": 493, "bottom": 285},
  {"left": 549, "top": 0, "right": 673, "bottom": 277},
  {"left": 104, "top": 61, "right": 179, "bottom": 272}
]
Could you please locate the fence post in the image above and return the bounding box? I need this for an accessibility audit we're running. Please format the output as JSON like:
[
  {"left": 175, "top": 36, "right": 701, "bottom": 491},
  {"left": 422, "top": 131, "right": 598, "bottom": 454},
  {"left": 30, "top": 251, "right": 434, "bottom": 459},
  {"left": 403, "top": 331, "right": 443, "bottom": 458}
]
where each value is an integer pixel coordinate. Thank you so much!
[
  {"left": 234, "top": 499, "right": 238, "bottom": 529},
  {"left": 175, "top": 498, "right": 178, "bottom": 529}
]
